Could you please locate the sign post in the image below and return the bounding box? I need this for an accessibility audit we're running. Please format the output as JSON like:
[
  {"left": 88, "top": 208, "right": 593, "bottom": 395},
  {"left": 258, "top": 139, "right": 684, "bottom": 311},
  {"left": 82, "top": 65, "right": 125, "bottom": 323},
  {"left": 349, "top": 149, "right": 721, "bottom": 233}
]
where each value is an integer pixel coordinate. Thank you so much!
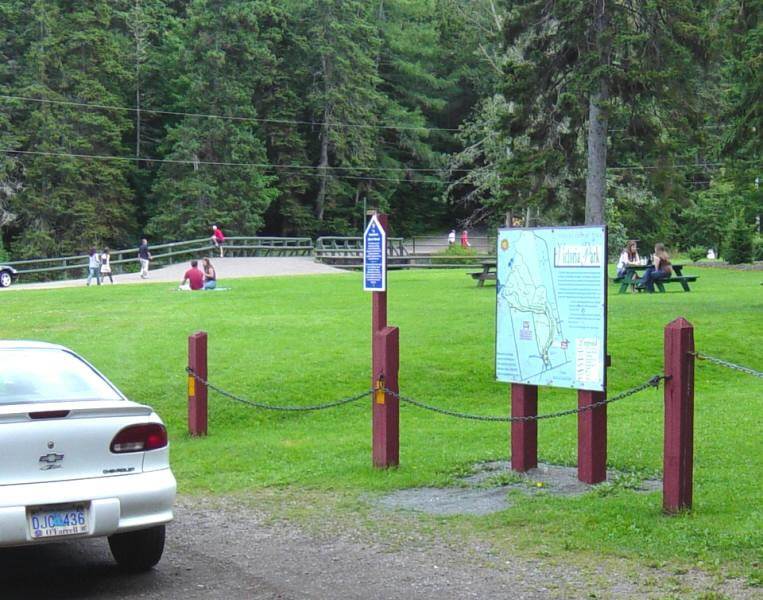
[
  {"left": 365, "top": 213, "right": 399, "bottom": 468},
  {"left": 495, "top": 227, "right": 608, "bottom": 481}
]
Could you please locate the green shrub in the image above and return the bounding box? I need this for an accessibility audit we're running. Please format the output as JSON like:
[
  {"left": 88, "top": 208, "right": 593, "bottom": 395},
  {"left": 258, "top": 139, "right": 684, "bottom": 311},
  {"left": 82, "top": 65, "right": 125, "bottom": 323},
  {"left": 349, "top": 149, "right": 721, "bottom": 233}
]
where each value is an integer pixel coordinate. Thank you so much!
[
  {"left": 723, "top": 213, "right": 754, "bottom": 264},
  {"left": 0, "top": 245, "right": 9, "bottom": 263},
  {"left": 754, "top": 236, "right": 763, "bottom": 261},
  {"left": 687, "top": 246, "right": 707, "bottom": 262},
  {"left": 437, "top": 245, "right": 478, "bottom": 257}
]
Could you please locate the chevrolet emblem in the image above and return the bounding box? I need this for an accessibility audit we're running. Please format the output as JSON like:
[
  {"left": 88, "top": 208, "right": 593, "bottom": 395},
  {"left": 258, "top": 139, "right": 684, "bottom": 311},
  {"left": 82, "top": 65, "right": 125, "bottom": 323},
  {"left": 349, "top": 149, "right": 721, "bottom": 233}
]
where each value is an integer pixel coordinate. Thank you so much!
[{"left": 39, "top": 452, "right": 64, "bottom": 470}]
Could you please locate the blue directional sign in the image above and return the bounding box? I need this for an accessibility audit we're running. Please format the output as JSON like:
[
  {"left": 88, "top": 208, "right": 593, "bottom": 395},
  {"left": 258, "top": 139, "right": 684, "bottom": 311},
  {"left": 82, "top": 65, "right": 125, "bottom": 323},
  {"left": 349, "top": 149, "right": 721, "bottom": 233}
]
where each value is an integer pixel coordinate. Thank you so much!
[{"left": 363, "top": 214, "right": 387, "bottom": 292}]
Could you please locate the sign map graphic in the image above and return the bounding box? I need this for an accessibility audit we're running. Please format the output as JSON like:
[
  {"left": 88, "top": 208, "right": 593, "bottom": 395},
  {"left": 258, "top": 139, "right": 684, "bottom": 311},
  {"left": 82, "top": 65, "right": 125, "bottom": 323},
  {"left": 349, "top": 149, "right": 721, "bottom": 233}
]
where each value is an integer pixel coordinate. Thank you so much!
[{"left": 495, "top": 227, "right": 607, "bottom": 391}]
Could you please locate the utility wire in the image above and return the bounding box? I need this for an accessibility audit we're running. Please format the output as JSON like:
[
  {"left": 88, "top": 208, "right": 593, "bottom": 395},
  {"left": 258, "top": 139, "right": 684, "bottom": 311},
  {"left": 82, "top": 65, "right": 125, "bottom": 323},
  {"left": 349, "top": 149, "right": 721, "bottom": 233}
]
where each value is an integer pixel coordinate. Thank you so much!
[
  {"left": 4, "top": 148, "right": 754, "bottom": 180},
  {"left": 0, "top": 94, "right": 461, "bottom": 133},
  {"left": 1, "top": 148, "right": 444, "bottom": 185}
]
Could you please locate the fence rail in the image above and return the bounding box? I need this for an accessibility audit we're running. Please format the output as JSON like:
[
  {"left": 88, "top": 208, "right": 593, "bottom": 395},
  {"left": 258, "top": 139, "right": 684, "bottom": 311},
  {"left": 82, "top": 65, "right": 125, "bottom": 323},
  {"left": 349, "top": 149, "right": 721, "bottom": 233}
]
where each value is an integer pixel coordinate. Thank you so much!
[
  {"left": 5, "top": 234, "right": 501, "bottom": 281},
  {"left": 5, "top": 236, "right": 313, "bottom": 280}
]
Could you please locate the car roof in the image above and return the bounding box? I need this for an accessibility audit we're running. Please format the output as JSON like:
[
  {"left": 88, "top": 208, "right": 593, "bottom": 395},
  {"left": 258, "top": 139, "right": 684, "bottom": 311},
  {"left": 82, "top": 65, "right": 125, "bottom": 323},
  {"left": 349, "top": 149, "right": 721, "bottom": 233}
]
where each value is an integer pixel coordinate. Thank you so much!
[{"left": 0, "top": 340, "right": 69, "bottom": 351}]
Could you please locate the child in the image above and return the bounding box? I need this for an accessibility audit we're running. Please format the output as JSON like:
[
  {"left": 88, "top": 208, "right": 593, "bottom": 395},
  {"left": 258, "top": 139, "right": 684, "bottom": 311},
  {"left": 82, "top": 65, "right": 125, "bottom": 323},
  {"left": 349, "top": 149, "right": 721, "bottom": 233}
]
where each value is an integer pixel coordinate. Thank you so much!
[{"left": 100, "top": 247, "right": 114, "bottom": 284}]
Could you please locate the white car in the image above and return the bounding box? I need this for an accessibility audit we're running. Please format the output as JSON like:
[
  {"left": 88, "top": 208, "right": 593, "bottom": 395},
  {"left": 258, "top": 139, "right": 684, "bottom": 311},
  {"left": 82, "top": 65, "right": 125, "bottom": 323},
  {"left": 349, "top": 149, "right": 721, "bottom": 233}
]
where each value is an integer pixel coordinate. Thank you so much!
[{"left": 0, "top": 341, "right": 176, "bottom": 572}]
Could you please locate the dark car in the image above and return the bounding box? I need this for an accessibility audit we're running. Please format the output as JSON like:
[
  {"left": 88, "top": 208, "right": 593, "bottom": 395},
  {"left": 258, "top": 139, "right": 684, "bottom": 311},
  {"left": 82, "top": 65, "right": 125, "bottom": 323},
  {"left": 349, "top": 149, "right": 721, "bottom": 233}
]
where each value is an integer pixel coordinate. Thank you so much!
[{"left": 0, "top": 265, "right": 18, "bottom": 288}]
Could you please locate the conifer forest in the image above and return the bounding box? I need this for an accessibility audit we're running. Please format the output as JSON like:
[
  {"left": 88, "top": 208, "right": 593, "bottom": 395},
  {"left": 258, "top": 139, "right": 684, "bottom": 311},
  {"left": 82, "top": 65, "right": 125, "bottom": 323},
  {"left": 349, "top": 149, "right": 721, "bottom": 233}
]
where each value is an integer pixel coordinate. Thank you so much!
[{"left": 0, "top": 1, "right": 760, "bottom": 259}]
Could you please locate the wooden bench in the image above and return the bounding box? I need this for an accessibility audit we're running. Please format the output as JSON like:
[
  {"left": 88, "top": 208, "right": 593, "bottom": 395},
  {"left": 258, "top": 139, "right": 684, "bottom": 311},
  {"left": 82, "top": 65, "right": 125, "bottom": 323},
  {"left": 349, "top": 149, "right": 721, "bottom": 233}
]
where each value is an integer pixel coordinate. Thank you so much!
[
  {"left": 469, "top": 271, "right": 496, "bottom": 287},
  {"left": 469, "top": 260, "right": 497, "bottom": 287}
]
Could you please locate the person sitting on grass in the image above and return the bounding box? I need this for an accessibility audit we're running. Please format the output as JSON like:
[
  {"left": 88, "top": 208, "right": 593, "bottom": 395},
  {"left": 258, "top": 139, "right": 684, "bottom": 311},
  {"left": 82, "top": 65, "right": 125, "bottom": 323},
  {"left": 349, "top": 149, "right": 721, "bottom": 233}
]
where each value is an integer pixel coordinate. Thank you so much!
[
  {"left": 202, "top": 257, "right": 217, "bottom": 290},
  {"left": 637, "top": 243, "right": 672, "bottom": 293},
  {"left": 178, "top": 260, "right": 204, "bottom": 291}
]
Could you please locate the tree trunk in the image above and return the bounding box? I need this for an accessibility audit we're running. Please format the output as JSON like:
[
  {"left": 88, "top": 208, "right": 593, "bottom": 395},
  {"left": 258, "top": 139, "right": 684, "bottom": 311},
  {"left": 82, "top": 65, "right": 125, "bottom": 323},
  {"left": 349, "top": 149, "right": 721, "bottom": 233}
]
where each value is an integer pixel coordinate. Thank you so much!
[
  {"left": 315, "top": 54, "right": 332, "bottom": 221},
  {"left": 585, "top": 0, "right": 609, "bottom": 226}
]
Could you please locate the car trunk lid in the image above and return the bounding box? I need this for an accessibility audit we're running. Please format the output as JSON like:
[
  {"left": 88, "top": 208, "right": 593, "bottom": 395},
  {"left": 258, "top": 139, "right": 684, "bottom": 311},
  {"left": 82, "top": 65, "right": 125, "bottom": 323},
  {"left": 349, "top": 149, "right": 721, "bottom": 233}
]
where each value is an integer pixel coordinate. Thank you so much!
[{"left": 0, "top": 400, "right": 154, "bottom": 486}]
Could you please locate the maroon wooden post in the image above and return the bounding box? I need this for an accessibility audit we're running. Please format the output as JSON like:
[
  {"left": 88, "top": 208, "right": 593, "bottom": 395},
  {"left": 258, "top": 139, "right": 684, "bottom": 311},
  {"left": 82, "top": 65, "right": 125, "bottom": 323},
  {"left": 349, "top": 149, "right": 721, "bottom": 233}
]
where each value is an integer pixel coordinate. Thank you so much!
[
  {"left": 578, "top": 389, "right": 607, "bottom": 484},
  {"left": 510, "top": 384, "right": 538, "bottom": 472},
  {"left": 663, "top": 317, "right": 695, "bottom": 513},
  {"left": 188, "top": 331, "right": 208, "bottom": 436},
  {"left": 373, "top": 326, "right": 400, "bottom": 467}
]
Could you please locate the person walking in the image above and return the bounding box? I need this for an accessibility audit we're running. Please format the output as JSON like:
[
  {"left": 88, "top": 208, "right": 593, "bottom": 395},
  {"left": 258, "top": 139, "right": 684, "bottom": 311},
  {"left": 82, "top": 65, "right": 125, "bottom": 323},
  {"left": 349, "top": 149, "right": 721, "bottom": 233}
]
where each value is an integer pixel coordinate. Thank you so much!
[
  {"left": 460, "top": 230, "right": 471, "bottom": 248},
  {"left": 86, "top": 247, "right": 101, "bottom": 286},
  {"left": 448, "top": 229, "right": 456, "bottom": 246},
  {"left": 138, "top": 238, "right": 151, "bottom": 279},
  {"left": 100, "top": 247, "right": 114, "bottom": 284},
  {"left": 211, "top": 225, "right": 225, "bottom": 258},
  {"left": 202, "top": 257, "right": 217, "bottom": 290}
]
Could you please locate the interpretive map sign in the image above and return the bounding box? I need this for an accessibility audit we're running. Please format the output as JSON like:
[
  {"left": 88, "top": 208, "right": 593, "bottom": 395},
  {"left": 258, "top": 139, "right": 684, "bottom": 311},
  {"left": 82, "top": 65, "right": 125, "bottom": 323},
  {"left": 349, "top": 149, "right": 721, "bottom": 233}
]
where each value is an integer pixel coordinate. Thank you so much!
[
  {"left": 495, "top": 226, "right": 607, "bottom": 391},
  {"left": 363, "top": 214, "right": 387, "bottom": 292}
]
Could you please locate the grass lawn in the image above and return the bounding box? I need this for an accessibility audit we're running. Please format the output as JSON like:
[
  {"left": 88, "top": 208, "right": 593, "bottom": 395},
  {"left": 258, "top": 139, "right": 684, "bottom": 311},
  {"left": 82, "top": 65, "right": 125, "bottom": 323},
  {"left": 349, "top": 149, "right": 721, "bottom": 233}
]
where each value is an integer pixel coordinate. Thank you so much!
[{"left": 1, "top": 266, "right": 761, "bottom": 583}]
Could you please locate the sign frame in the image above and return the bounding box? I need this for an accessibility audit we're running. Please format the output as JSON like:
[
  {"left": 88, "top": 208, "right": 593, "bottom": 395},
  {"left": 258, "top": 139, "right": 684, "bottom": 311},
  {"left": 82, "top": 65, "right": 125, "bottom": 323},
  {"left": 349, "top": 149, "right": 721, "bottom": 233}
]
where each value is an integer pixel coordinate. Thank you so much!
[
  {"left": 494, "top": 225, "right": 608, "bottom": 392},
  {"left": 363, "top": 214, "right": 387, "bottom": 292}
]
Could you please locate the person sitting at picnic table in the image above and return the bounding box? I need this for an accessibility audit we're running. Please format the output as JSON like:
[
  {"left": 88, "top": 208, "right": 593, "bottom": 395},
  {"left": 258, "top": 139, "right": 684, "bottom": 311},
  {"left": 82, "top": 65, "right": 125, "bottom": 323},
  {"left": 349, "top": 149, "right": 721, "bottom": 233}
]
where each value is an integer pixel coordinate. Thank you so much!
[
  {"left": 201, "top": 257, "right": 217, "bottom": 290},
  {"left": 637, "top": 243, "right": 672, "bottom": 293},
  {"left": 616, "top": 240, "right": 641, "bottom": 278},
  {"left": 178, "top": 260, "right": 204, "bottom": 291}
]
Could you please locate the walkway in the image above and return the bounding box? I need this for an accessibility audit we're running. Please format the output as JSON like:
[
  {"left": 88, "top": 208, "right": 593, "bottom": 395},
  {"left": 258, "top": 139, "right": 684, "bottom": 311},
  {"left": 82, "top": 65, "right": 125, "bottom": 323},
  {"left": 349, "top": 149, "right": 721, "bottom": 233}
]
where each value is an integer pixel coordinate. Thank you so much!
[{"left": 4, "top": 257, "right": 345, "bottom": 290}]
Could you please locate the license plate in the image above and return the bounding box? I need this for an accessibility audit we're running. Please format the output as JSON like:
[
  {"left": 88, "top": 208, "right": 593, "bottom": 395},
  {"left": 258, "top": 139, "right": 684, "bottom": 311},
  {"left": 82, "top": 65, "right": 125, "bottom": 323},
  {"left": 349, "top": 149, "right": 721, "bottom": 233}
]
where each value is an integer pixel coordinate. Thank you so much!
[{"left": 28, "top": 503, "right": 89, "bottom": 539}]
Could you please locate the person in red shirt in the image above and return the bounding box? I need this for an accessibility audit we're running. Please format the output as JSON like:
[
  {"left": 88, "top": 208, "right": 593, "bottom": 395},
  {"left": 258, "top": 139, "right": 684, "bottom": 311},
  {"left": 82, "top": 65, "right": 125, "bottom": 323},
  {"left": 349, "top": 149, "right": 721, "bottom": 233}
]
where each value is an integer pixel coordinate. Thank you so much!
[
  {"left": 211, "top": 225, "right": 225, "bottom": 257},
  {"left": 179, "top": 260, "right": 205, "bottom": 290},
  {"left": 460, "top": 229, "right": 471, "bottom": 248}
]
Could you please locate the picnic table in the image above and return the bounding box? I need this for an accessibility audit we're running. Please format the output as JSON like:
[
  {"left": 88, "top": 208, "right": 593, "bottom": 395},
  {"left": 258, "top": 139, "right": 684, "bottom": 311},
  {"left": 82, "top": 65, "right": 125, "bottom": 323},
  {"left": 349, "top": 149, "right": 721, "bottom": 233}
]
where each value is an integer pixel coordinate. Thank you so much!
[
  {"left": 468, "top": 260, "right": 496, "bottom": 287},
  {"left": 614, "top": 263, "right": 698, "bottom": 293}
]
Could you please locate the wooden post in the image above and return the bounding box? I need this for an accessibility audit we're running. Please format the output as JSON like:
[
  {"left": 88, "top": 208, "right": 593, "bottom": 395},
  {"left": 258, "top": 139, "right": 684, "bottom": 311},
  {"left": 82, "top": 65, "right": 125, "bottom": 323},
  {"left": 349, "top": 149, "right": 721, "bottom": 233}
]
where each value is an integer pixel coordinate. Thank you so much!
[
  {"left": 577, "top": 390, "right": 607, "bottom": 483},
  {"left": 188, "top": 331, "right": 208, "bottom": 436},
  {"left": 373, "top": 326, "right": 400, "bottom": 468},
  {"left": 663, "top": 317, "right": 695, "bottom": 513},
  {"left": 510, "top": 384, "right": 538, "bottom": 472},
  {"left": 370, "top": 213, "right": 399, "bottom": 468}
]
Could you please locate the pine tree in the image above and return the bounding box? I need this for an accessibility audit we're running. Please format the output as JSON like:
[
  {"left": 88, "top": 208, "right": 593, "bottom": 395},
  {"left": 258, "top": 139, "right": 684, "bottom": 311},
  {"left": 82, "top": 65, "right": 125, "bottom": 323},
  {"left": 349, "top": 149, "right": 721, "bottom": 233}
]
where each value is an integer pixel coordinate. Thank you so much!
[
  {"left": 147, "top": 0, "right": 279, "bottom": 239},
  {"left": 4, "top": 0, "right": 136, "bottom": 257}
]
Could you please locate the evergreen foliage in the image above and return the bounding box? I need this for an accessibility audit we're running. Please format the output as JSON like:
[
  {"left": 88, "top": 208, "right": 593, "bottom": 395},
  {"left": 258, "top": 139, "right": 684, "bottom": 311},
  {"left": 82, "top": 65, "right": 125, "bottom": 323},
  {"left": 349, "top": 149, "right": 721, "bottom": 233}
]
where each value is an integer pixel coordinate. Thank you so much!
[
  {"left": 0, "top": 0, "right": 757, "bottom": 258},
  {"left": 723, "top": 210, "right": 754, "bottom": 264}
]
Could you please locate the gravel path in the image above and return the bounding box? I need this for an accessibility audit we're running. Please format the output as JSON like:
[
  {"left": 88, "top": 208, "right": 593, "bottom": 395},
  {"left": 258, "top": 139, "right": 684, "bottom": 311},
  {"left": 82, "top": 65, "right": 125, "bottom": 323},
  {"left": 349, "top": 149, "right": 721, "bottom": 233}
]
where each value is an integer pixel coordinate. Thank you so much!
[
  {"left": 0, "top": 496, "right": 753, "bottom": 599},
  {"left": 3, "top": 257, "right": 346, "bottom": 291}
]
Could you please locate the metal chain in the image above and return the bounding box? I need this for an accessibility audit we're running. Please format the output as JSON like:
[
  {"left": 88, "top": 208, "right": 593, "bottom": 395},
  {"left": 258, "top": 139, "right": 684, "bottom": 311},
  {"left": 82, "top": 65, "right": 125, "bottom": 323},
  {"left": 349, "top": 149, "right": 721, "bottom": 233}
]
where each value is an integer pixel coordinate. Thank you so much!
[
  {"left": 187, "top": 368, "right": 372, "bottom": 411},
  {"left": 692, "top": 353, "right": 763, "bottom": 379},
  {"left": 384, "top": 375, "right": 667, "bottom": 423}
]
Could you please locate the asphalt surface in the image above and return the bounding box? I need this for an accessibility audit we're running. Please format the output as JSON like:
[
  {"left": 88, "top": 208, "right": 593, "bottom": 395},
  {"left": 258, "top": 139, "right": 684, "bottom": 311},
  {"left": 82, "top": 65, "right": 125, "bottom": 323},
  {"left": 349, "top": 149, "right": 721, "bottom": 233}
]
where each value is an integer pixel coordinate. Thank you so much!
[{"left": 3, "top": 257, "right": 345, "bottom": 291}]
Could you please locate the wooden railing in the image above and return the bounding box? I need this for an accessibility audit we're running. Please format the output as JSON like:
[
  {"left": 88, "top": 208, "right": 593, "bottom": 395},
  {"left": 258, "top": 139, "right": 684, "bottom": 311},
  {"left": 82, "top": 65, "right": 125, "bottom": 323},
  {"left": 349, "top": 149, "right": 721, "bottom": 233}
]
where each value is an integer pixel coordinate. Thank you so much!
[
  {"left": 6, "top": 236, "right": 313, "bottom": 280},
  {"left": 4, "top": 234, "right": 499, "bottom": 281},
  {"left": 315, "top": 236, "right": 408, "bottom": 258}
]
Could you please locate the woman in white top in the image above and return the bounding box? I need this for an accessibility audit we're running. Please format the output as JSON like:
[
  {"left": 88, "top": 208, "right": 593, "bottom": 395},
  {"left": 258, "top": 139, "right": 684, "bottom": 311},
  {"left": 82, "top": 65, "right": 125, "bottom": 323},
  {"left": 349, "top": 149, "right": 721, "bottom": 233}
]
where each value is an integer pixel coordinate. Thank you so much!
[
  {"left": 100, "top": 247, "right": 113, "bottom": 284},
  {"left": 616, "top": 240, "right": 640, "bottom": 278}
]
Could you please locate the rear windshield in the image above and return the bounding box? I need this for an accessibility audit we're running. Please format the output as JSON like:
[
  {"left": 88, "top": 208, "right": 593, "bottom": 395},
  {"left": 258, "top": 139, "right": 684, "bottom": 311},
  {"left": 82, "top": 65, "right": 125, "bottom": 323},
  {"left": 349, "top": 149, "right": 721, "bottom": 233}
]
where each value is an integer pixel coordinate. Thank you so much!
[{"left": 0, "top": 348, "right": 122, "bottom": 405}]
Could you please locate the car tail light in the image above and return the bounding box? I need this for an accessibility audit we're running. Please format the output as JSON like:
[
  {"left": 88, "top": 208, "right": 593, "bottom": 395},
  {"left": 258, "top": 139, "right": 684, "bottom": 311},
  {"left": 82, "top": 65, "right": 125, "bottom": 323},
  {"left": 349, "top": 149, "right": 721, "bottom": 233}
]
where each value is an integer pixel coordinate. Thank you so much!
[{"left": 110, "top": 423, "right": 168, "bottom": 453}]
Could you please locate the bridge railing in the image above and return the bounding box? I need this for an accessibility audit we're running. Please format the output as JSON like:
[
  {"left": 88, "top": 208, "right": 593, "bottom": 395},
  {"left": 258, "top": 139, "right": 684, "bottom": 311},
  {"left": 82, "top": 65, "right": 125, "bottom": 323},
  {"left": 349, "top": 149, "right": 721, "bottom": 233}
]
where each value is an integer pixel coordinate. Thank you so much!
[
  {"left": 6, "top": 236, "right": 313, "bottom": 281},
  {"left": 315, "top": 236, "right": 408, "bottom": 259}
]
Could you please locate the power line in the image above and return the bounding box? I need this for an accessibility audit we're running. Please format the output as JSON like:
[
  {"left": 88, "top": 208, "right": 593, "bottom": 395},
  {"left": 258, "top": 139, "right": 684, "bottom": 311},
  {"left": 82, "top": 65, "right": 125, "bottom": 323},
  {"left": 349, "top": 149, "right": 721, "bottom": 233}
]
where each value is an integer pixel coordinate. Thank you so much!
[
  {"left": 5, "top": 148, "right": 754, "bottom": 181},
  {"left": 0, "top": 94, "right": 461, "bottom": 133},
  {"left": 1, "top": 148, "right": 444, "bottom": 185}
]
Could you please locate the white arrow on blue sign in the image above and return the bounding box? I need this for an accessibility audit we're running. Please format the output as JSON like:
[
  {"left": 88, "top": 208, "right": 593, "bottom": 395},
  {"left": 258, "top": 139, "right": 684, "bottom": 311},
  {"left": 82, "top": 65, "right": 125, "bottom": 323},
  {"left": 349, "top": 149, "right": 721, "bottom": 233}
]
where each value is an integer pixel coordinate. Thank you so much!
[{"left": 363, "top": 214, "right": 386, "bottom": 292}]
